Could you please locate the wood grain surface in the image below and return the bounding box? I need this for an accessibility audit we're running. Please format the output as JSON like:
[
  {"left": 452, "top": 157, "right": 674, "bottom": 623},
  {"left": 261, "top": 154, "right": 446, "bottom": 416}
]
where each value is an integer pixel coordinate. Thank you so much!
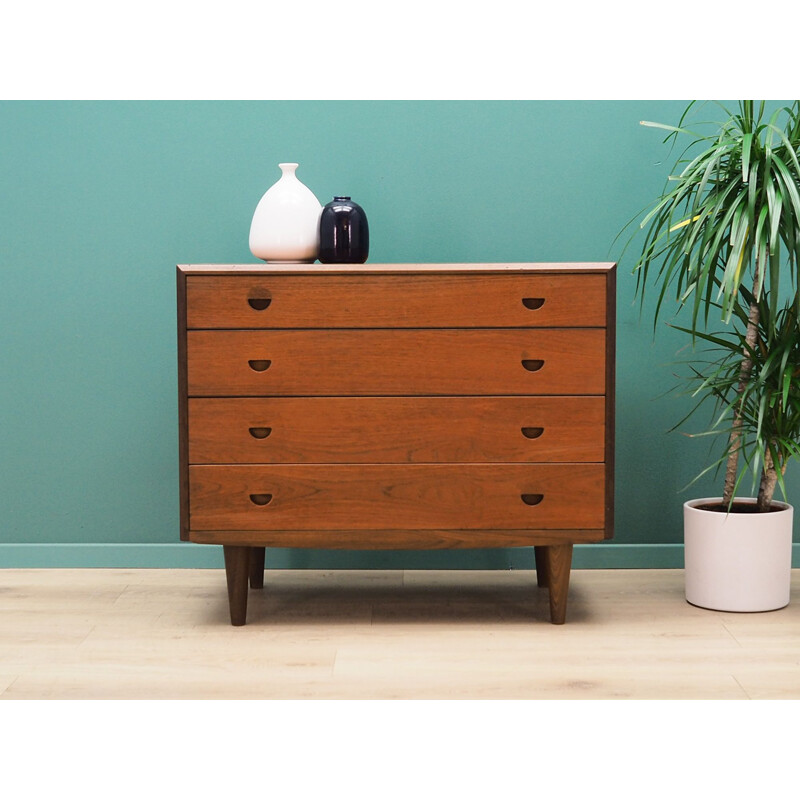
[
  {"left": 177, "top": 264, "right": 616, "bottom": 625},
  {"left": 545, "top": 544, "right": 574, "bottom": 624},
  {"left": 6, "top": 567, "right": 798, "bottom": 698},
  {"left": 179, "top": 262, "right": 617, "bottom": 274},
  {"left": 177, "top": 268, "right": 189, "bottom": 540},
  {"left": 185, "top": 273, "right": 607, "bottom": 329},
  {"left": 188, "top": 463, "right": 605, "bottom": 531},
  {"left": 223, "top": 545, "right": 250, "bottom": 626},
  {"left": 187, "top": 396, "right": 605, "bottom": 464},
  {"left": 187, "top": 528, "right": 607, "bottom": 548},
  {"left": 186, "top": 328, "right": 606, "bottom": 396}
]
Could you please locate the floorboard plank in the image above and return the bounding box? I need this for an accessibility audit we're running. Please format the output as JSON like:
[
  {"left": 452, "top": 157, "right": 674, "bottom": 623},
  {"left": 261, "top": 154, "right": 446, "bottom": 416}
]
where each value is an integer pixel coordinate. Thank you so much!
[{"left": 0, "top": 568, "right": 798, "bottom": 699}]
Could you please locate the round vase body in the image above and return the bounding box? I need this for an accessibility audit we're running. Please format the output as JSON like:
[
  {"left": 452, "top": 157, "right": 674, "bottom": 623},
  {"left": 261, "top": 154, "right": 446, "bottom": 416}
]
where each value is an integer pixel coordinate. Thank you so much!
[
  {"left": 684, "top": 497, "right": 793, "bottom": 612},
  {"left": 249, "top": 163, "right": 322, "bottom": 263},
  {"left": 318, "top": 196, "right": 369, "bottom": 264}
]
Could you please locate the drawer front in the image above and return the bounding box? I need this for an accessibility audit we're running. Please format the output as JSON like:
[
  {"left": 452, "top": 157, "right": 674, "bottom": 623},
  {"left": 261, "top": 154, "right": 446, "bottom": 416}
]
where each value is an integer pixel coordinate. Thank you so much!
[
  {"left": 188, "top": 396, "right": 605, "bottom": 464},
  {"left": 188, "top": 464, "right": 605, "bottom": 531},
  {"left": 185, "top": 273, "right": 607, "bottom": 329},
  {"left": 186, "top": 329, "right": 606, "bottom": 396}
]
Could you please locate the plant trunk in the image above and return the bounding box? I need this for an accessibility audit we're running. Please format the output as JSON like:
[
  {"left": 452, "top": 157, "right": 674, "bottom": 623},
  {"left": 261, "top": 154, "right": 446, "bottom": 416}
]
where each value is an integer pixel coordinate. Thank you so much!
[
  {"left": 757, "top": 448, "right": 784, "bottom": 512},
  {"left": 722, "top": 298, "right": 761, "bottom": 506}
]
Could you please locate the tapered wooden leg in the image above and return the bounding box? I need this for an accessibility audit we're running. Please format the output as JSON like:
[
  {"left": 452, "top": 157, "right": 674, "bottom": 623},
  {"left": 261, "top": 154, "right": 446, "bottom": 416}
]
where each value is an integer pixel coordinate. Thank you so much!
[
  {"left": 534, "top": 546, "right": 549, "bottom": 588},
  {"left": 249, "top": 547, "right": 265, "bottom": 589},
  {"left": 223, "top": 545, "right": 250, "bottom": 626},
  {"left": 546, "top": 544, "right": 573, "bottom": 625}
]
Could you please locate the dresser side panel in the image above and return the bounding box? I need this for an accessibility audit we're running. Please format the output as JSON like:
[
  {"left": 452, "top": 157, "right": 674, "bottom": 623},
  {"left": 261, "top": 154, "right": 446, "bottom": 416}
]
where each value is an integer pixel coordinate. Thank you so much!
[
  {"left": 177, "top": 267, "right": 190, "bottom": 541},
  {"left": 604, "top": 265, "right": 617, "bottom": 540}
]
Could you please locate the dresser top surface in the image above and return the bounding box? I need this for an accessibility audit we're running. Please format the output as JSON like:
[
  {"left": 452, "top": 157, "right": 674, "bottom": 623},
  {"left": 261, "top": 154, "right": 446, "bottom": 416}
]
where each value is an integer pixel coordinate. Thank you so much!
[{"left": 178, "top": 262, "right": 616, "bottom": 276}]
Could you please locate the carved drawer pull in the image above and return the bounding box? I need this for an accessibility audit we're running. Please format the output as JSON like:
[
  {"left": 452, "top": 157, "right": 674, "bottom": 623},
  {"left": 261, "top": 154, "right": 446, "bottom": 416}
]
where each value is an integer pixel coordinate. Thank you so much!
[
  {"left": 248, "top": 359, "right": 272, "bottom": 372},
  {"left": 522, "top": 297, "right": 545, "bottom": 310},
  {"left": 247, "top": 296, "right": 272, "bottom": 310},
  {"left": 521, "top": 427, "right": 544, "bottom": 439},
  {"left": 248, "top": 427, "right": 272, "bottom": 439},
  {"left": 521, "top": 359, "right": 545, "bottom": 372},
  {"left": 521, "top": 493, "right": 544, "bottom": 506},
  {"left": 249, "top": 493, "right": 273, "bottom": 506}
]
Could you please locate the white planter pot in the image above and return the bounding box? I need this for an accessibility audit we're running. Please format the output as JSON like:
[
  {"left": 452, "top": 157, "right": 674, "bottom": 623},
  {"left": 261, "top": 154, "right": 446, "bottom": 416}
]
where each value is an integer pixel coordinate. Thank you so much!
[
  {"left": 684, "top": 497, "right": 793, "bottom": 612},
  {"left": 249, "top": 163, "right": 322, "bottom": 263}
]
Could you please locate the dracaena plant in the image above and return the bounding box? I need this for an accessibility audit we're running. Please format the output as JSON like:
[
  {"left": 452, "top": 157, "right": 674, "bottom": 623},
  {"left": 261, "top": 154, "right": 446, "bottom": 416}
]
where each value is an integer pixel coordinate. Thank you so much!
[
  {"left": 672, "top": 290, "right": 800, "bottom": 509},
  {"left": 623, "top": 100, "right": 800, "bottom": 511}
]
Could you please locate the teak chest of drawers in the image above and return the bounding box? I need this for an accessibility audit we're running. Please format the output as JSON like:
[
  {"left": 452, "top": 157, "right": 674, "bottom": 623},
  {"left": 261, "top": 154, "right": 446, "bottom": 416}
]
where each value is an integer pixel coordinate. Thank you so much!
[{"left": 177, "top": 263, "right": 616, "bottom": 625}]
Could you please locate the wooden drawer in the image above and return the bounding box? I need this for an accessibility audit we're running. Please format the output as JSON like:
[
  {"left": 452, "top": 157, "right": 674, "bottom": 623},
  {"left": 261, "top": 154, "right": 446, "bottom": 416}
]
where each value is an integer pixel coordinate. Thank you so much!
[
  {"left": 188, "top": 464, "right": 606, "bottom": 531},
  {"left": 186, "top": 329, "right": 606, "bottom": 396},
  {"left": 188, "top": 396, "right": 605, "bottom": 464},
  {"left": 185, "top": 273, "right": 607, "bottom": 329}
]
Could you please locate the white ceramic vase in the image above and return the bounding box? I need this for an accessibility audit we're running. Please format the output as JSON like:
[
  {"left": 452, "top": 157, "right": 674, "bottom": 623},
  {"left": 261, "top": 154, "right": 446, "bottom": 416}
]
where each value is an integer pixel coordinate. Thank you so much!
[
  {"left": 249, "top": 163, "right": 322, "bottom": 263},
  {"left": 684, "top": 497, "right": 793, "bottom": 612}
]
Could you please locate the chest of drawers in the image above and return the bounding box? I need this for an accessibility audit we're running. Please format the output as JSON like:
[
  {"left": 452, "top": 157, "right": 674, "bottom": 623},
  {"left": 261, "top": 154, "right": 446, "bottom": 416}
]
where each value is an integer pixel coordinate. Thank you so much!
[{"left": 177, "top": 263, "right": 616, "bottom": 625}]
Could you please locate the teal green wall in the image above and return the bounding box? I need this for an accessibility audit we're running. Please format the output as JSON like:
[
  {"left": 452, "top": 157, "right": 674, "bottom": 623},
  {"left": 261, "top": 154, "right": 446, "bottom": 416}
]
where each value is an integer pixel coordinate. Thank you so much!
[{"left": 2, "top": 100, "right": 796, "bottom": 568}]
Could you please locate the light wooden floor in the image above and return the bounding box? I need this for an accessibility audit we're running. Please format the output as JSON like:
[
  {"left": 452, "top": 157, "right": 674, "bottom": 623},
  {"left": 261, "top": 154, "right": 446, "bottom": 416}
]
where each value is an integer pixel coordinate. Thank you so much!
[{"left": 1, "top": 567, "right": 799, "bottom": 699}]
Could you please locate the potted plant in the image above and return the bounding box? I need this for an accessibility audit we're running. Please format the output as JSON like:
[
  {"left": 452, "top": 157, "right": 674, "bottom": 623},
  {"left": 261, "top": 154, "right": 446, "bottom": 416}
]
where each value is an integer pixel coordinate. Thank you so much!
[{"left": 624, "top": 100, "right": 800, "bottom": 611}]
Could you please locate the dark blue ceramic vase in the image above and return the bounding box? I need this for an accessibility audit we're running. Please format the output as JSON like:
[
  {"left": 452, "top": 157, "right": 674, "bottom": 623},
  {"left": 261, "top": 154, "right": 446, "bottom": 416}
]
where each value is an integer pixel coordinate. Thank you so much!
[{"left": 318, "top": 196, "right": 369, "bottom": 263}]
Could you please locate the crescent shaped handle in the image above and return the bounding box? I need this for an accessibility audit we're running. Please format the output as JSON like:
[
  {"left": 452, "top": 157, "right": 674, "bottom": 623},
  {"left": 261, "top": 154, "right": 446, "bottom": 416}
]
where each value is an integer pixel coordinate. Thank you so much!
[
  {"left": 247, "top": 297, "right": 272, "bottom": 310},
  {"left": 249, "top": 494, "right": 273, "bottom": 506},
  {"left": 248, "top": 427, "right": 272, "bottom": 439},
  {"left": 521, "top": 427, "right": 544, "bottom": 439},
  {"left": 248, "top": 359, "right": 272, "bottom": 372},
  {"left": 521, "top": 359, "right": 544, "bottom": 372},
  {"left": 522, "top": 298, "right": 545, "bottom": 310},
  {"left": 521, "top": 493, "right": 544, "bottom": 506}
]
